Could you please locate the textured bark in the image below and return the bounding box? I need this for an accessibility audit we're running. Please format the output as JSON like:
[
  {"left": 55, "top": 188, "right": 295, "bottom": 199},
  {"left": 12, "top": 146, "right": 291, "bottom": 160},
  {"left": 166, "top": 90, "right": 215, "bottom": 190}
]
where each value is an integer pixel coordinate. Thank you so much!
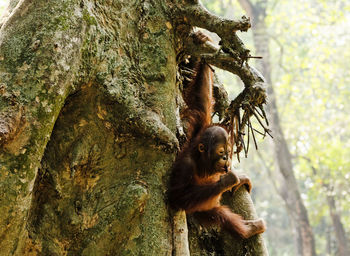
[
  {"left": 0, "top": 0, "right": 85, "bottom": 253},
  {"left": 1, "top": 1, "right": 177, "bottom": 254},
  {"left": 237, "top": 0, "right": 317, "bottom": 255},
  {"left": 0, "top": 0, "right": 267, "bottom": 254}
]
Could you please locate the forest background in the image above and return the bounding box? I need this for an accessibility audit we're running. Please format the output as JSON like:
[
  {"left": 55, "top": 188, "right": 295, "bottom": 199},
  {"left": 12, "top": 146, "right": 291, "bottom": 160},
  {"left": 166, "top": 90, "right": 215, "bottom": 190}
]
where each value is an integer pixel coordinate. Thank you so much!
[
  {"left": 196, "top": 0, "right": 350, "bottom": 255},
  {"left": 1, "top": 0, "right": 349, "bottom": 255}
]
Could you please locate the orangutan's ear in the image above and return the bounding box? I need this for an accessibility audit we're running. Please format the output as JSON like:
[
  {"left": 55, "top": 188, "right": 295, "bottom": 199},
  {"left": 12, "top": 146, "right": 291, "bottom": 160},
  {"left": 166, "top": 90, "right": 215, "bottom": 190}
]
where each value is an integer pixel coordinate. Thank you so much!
[{"left": 198, "top": 143, "right": 205, "bottom": 153}]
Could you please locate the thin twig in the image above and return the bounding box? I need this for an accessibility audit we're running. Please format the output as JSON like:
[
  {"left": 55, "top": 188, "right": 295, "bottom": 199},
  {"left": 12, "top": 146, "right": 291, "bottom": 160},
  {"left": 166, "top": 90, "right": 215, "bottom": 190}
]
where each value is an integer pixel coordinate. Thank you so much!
[
  {"left": 247, "top": 56, "right": 263, "bottom": 59},
  {"left": 253, "top": 105, "right": 265, "bottom": 119},
  {"left": 248, "top": 118, "right": 258, "bottom": 150},
  {"left": 259, "top": 104, "right": 269, "bottom": 126},
  {"left": 248, "top": 105, "right": 272, "bottom": 138},
  {"left": 246, "top": 115, "right": 250, "bottom": 155}
]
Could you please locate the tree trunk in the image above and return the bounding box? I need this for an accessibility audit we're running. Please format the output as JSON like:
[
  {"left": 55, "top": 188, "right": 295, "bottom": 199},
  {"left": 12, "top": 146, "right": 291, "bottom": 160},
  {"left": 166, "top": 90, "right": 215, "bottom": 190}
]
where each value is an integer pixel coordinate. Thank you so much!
[
  {"left": 326, "top": 187, "right": 350, "bottom": 256},
  {"left": 237, "top": 0, "right": 316, "bottom": 255},
  {"left": 0, "top": 0, "right": 267, "bottom": 255},
  {"left": 254, "top": 22, "right": 316, "bottom": 255}
]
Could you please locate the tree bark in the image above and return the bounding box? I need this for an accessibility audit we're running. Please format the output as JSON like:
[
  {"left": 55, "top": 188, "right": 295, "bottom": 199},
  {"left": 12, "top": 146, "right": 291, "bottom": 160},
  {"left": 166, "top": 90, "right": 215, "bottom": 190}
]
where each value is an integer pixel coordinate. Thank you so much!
[
  {"left": 237, "top": 0, "right": 317, "bottom": 255},
  {"left": 0, "top": 0, "right": 267, "bottom": 254}
]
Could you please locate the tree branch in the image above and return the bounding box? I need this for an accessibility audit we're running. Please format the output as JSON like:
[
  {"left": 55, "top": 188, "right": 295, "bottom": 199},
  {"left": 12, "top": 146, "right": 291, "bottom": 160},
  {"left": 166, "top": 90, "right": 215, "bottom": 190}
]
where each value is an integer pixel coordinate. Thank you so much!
[
  {"left": 184, "top": 33, "right": 264, "bottom": 87},
  {"left": 181, "top": 1, "right": 251, "bottom": 34},
  {"left": 176, "top": 1, "right": 253, "bottom": 64}
]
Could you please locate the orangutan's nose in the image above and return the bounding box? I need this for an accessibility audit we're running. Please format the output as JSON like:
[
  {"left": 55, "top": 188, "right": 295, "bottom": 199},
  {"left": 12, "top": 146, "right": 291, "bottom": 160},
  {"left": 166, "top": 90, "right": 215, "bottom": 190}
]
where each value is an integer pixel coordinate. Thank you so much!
[{"left": 223, "top": 165, "right": 228, "bottom": 173}]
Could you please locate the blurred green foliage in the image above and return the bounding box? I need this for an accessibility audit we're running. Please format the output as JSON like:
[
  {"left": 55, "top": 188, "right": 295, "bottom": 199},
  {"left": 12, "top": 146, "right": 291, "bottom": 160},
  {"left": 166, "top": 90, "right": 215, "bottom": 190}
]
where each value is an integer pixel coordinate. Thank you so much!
[
  {"left": 0, "top": 0, "right": 7, "bottom": 13},
  {"left": 202, "top": 0, "right": 350, "bottom": 255}
]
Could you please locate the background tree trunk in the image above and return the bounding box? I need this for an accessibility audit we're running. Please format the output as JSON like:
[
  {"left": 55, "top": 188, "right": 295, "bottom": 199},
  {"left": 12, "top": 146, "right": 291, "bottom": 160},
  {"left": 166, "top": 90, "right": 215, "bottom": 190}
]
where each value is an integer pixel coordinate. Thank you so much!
[
  {"left": 325, "top": 185, "right": 350, "bottom": 256},
  {"left": 237, "top": 0, "right": 316, "bottom": 255},
  {"left": 0, "top": 0, "right": 267, "bottom": 254}
]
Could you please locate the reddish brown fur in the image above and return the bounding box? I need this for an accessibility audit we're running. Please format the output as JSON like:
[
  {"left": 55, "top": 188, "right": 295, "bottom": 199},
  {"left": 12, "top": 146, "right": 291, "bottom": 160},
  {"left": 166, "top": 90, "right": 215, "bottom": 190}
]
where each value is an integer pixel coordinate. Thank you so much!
[
  {"left": 181, "top": 59, "right": 214, "bottom": 141},
  {"left": 169, "top": 31, "right": 265, "bottom": 239},
  {"left": 188, "top": 173, "right": 225, "bottom": 213},
  {"left": 193, "top": 206, "right": 251, "bottom": 237}
]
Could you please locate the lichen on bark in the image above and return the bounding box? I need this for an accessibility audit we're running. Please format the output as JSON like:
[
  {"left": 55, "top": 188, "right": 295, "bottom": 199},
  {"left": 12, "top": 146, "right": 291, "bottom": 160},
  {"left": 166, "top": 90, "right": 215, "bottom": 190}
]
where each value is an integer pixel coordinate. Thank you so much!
[{"left": 0, "top": 0, "right": 268, "bottom": 255}]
